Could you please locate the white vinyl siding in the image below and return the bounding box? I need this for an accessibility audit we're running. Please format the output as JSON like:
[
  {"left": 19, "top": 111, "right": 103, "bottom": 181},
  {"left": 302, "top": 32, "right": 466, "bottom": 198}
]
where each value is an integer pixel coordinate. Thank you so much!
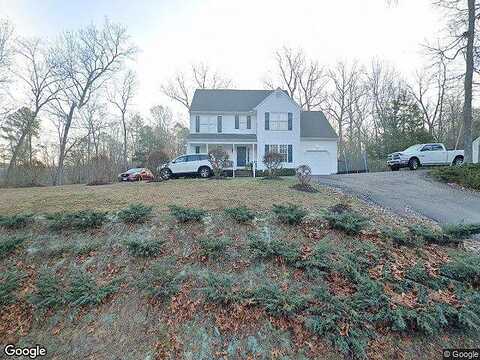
[{"left": 270, "top": 112, "right": 289, "bottom": 131}]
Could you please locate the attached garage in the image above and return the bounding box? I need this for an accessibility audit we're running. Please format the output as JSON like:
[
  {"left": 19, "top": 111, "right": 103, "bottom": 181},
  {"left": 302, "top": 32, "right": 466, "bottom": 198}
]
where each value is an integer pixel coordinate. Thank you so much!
[
  {"left": 300, "top": 112, "right": 338, "bottom": 175},
  {"left": 304, "top": 150, "right": 332, "bottom": 174}
]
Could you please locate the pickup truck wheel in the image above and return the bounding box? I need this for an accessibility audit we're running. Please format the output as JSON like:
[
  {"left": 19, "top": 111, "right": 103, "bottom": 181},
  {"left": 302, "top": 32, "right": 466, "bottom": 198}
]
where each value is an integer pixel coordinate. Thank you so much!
[
  {"left": 198, "top": 166, "right": 211, "bottom": 178},
  {"left": 453, "top": 156, "right": 464, "bottom": 166},
  {"left": 160, "top": 168, "right": 172, "bottom": 180},
  {"left": 408, "top": 158, "right": 420, "bottom": 170}
]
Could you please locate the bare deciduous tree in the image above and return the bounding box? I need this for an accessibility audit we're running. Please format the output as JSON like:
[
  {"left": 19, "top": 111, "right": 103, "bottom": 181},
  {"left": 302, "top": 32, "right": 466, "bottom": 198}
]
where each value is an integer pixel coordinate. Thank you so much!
[
  {"left": 265, "top": 46, "right": 328, "bottom": 110},
  {"left": 50, "top": 19, "right": 137, "bottom": 185},
  {"left": 109, "top": 69, "right": 137, "bottom": 170},
  {"left": 161, "top": 63, "right": 232, "bottom": 110},
  {"left": 0, "top": 19, "right": 14, "bottom": 85},
  {"left": 3, "top": 37, "right": 61, "bottom": 180},
  {"left": 430, "top": 0, "right": 480, "bottom": 162}
]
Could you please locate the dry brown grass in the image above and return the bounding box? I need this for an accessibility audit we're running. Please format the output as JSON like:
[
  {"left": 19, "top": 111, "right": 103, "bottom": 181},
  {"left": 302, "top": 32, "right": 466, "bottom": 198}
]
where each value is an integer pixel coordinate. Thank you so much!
[{"left": 0, "top": 178, "right": 343, "bottom": 216}]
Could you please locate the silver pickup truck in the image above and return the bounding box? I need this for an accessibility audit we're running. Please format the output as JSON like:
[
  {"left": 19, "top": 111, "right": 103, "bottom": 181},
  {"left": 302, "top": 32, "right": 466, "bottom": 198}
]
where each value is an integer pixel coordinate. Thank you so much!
[{"left": 387, "top": 143, "right": 464, "bottom": 171}]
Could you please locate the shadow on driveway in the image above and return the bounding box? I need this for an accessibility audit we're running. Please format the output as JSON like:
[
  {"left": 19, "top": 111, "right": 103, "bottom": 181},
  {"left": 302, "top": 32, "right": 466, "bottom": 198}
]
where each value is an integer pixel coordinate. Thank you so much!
[{"left": 313, "top": 170, "right": 480, "bottom": 224}]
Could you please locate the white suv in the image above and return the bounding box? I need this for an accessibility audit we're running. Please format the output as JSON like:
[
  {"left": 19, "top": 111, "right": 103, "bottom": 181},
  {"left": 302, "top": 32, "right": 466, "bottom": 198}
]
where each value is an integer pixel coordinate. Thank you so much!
[{"left": 159, "top": 154, "right": 213, "bottom": 179}]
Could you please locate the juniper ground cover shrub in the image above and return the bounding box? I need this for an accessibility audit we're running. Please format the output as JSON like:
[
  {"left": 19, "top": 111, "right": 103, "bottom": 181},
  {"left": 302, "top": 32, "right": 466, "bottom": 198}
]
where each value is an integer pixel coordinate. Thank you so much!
[
  {"left": 169, "top": 205, "right": 206, "bottom": 222},
  {"left": 117, "top": 203, "right": 153, "bottom": 224}
]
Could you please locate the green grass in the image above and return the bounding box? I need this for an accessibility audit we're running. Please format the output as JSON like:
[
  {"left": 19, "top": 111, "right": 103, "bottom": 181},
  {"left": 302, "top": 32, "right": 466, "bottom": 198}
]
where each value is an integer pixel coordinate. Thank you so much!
[
  {"left": 430, "top": 164, "right": 480, "bottom": 190},
  {"left": 0, "top": 270, "right": 22, "bottom": 306}
]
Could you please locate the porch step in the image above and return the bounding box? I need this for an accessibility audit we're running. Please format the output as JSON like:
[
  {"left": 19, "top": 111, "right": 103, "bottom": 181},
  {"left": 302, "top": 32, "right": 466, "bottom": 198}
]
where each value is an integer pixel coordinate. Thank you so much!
[{"left": 234, "top": 170, "right": 253, "bottom": 177}]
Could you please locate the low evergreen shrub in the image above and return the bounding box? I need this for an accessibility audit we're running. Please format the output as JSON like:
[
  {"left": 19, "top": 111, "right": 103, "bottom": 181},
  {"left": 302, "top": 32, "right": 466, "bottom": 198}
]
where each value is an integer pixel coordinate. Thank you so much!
[
  {"left": 124, "top": 236, "right": 164, "bottom": 257},
  {"left": 198, "top": 236, "right": 231, "bottom": 259},
  {"left": 117, "top": 203, "right": 153, "bottom": 224},
  {"left": 46, "top": 210, "right": 108, "bottom": 231},
  {"left": 65, "top": 269, "right": 119, "bottom": 306},
  {"left": 272, "top": 204, "right": 307, "bottom": 225},
  {"left": 0, "top": 270, "right": 22, "bottom": 306},
  {"left": 324, "top": 211, "right": 369, "bottom": 235},
  {"left": 0, "top": 213, "right": 34, "bottom": 229},
  {"left": 246, "top": 283, "right": 307, "bottom": 316},
  {"left": 248, "top": 233, "right": 301, "bottom": 265},
  {"left": 442, "top": 223, "right": 480, "bottom": 240},
  {"left": 0, "top": 235, "right": 26, "bottom": 258},
  {"left": 224, "top": 206, "right": 255, "bottom": 223},
  {"left": 382, "top": 227, "right": 423, "bottom": 247},
  {"left": 29, "top": 268, "right": 65, "bottom": 308},
  {"left": 440, "top": 252, "right": 480, "bottom": 286},
  {"left": 169, "top": 205, "right": 206, "bottom": 222},
  {"left": 137, "top": 259, "right": 183, "bottom": 301},
  {"left": 202, "top": 271, "right": 239, "bottom": 306}
]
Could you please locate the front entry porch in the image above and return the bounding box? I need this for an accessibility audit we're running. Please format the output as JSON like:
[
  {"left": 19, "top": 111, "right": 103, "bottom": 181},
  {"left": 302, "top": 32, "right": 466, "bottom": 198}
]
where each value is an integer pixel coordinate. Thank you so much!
[{"left": 188, "top": 143, "right": 258, "bottom": 177}]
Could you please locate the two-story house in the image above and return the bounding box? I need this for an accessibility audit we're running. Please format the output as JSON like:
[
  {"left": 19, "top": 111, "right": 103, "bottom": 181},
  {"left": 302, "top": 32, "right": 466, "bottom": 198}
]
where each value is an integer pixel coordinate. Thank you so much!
[{"left": 186, "top": 88, "right": 338, "bottom": 175}]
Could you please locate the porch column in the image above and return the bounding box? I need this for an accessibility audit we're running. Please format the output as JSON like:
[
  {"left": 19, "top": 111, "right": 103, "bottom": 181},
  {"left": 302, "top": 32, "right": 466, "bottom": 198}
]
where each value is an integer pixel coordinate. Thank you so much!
[
  {"left": 233, "top": 143, "right": 236, "bottom": 178},
  {"left": 253, "top": 144, "right": 256, "bottom": 178},
  {"left": 206, "top": 143, "right": 209, "bottom": 154}
]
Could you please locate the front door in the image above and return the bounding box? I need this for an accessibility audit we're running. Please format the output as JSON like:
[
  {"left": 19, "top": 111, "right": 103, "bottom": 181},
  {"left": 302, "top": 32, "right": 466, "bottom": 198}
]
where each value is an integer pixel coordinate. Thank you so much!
[{"left": 237, "top": 146, "right": 246, "bottom": 167}]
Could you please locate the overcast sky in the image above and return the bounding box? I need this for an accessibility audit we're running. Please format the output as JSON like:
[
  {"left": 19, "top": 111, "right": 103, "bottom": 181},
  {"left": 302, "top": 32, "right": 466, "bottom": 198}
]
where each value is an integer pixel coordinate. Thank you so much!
[{"left": 1, "top": 0, "right": 446, "bottom": 121}]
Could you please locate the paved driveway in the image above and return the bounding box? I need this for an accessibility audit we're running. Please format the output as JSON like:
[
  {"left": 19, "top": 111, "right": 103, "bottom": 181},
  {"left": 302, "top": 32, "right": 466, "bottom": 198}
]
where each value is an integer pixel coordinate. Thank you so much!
[{"left": 313, "top": 170, "right": 480, "bottom": 224}]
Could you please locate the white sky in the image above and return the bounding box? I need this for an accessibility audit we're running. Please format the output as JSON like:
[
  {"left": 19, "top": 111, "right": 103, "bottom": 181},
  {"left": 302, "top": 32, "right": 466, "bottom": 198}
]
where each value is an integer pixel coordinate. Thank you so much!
[{"left": 1, "top": 0, "right": 446, "bottom": 121}]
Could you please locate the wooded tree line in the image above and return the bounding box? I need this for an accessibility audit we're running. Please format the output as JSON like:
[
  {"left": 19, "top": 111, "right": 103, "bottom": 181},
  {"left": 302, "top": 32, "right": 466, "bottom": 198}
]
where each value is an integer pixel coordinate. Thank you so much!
[{"left": 0, "top": 19, "right": 191, "bottom": 186}]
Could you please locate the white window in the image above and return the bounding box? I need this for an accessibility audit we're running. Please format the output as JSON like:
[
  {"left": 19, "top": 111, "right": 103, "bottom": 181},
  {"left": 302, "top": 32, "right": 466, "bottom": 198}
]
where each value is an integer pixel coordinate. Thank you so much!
[
  {"left": 240, "top": 116, "right": 247, "bottom": 129},
  {"left": 199, "top": 117, "right": 209, "bottom": 133},
  {"left": 270, "top": 112, "right": 288, "bottom": 131},
  {"left": 269, "top": 144, "right": 288, "bottom": 162}
]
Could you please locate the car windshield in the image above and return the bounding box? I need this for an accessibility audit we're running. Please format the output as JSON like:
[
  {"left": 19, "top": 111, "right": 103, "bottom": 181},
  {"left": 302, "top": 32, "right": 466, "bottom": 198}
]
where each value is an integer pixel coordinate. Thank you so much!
[
  {"left": 126, "top": 168, "right": 142, "bottom": 174},
  {"left": 403, "top": 145, "right": 422, "bottom": 153}
]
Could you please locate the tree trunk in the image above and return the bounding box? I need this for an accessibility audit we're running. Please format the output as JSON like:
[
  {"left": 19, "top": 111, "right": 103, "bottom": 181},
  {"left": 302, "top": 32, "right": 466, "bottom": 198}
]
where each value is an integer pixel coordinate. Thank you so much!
[
  {"left": 463, "top": 0, "right": 475, "bottom": 163},
  {"left": 54, "top": 102, "right": 76, "bottom": 186},
  {"left": 122, "top": 113, "right": 128, "bottom": 170},
  {"left": 5, "top": 132, "right": 28, "bottom": 183}
]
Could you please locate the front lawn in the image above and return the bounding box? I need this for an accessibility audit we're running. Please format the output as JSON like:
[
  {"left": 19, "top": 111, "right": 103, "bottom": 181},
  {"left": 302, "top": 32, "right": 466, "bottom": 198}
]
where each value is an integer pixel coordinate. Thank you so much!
[
  {"left": 1, "top": 179, "right": 480, "bottom": 359},
  {"left": 0, "top": 178, "right": 338, "bottom": 216},
  {"left": 430, "top": 164, "right": 480, "bottom": 191}
]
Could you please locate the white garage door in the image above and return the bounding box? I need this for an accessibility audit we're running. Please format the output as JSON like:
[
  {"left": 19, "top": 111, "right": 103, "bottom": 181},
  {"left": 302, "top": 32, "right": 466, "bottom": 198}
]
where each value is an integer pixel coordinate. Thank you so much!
[{"left": 304, "top": 150, "right": 331, "bottom": 175}]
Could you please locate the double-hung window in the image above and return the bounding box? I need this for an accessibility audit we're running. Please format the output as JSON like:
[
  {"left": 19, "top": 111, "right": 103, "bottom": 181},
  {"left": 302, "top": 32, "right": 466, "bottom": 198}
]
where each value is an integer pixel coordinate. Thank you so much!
[
  {"left": 270, "top": 113, "right": 289, "bottom": 131},
  {"left": 268, "top": 144, "right": 289, "bottom": 162}
]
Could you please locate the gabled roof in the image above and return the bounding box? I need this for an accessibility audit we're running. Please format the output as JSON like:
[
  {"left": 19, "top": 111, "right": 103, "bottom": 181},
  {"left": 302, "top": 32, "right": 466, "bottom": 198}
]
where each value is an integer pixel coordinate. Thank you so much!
[
  {"left": 190, "top": 89, "right": 275, "bottom": 112},
  {"left": 300, "top": 111, "right": 338, "bottom": 139}
]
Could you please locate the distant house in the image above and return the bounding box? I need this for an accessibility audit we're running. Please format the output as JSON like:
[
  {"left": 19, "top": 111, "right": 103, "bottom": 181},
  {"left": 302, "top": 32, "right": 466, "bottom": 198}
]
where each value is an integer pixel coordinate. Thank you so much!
[
  {"left": 186, "top": 88, "right": 338, "bottom": 175},
  {"left": 474, "top": 136, "right": 480, "bottom": 163}
]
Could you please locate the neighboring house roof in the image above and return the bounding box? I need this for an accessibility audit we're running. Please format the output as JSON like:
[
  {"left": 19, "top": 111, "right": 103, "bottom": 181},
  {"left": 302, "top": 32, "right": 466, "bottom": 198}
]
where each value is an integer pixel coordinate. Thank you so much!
[
  {"left": 188, "top": 133, "right": 257, "bottom": 142},
  {"left": 300, "top": 111, "right": 338, "bottom": 139},
  {"left": 190, "top": 89, "right": 275, "bottom": 112}
]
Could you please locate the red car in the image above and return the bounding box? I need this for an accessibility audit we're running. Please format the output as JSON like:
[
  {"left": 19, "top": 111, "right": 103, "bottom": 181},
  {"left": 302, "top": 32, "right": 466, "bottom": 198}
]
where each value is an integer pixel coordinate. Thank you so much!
[{"left": 118, "top": 168, "right": 154, "bottom": 182}]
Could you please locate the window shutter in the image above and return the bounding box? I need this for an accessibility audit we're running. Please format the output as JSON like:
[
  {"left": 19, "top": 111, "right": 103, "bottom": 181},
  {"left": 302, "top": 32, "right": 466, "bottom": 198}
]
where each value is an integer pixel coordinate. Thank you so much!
[
  {"left": 288, "top": 113, "right": 293, "bottom": 130},
  {"left": 195, "top": 115, "right": 200, "bottom": 133},
  {"left": 247, "top": 115, "right": 251, "bottom": 129},
  {"left": 235, "top": 115, "right": 239, "bottom": 129},
  {"left": 265, "top": 144, "right": 269, "bottom": 155},
  {"left": 265, "top": 112, "right": 269, "bottom": 130},
  {"left": 217, "top": 116, "right": 222, "bottom": 133},
  {"left": 288, "top": 145, "right": 293, "bottom": 163}
]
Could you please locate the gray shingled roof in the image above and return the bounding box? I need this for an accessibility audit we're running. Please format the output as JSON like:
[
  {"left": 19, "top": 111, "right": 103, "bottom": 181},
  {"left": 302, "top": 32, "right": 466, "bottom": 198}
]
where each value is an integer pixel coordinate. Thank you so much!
[
  {"left": 300, "top": 111, "right": 338, "bottom": 139},
  {"left": 188, "top": 133, "right": 257, "bottom": 142},
  {"left": 190, "top": 89, "right": 274, "bottom": 112}
]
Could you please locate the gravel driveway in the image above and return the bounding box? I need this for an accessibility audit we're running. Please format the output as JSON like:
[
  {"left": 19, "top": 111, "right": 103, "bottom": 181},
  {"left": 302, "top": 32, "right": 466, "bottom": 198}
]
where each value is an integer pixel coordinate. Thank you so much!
[{"left": 313, "top": 170, "right": 480, "bottom": 224}]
